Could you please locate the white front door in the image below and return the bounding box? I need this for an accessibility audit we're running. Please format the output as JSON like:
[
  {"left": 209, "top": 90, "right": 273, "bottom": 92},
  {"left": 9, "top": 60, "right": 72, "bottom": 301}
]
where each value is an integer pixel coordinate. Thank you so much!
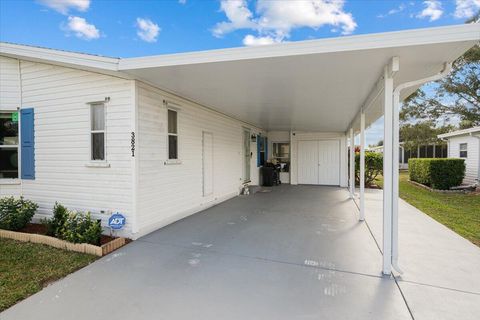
[
  {"left": 243, "top": 129, "right": 251, "bottom": 183},
  {"left": 202, "top": 131, "right": 213, "bottom": 196},
  {"left": 298, "top": 140, "right": 340, "bottom": 185},
  {"left": 298, "top": 140, "right": 319, "bottom": 184},
  {"left": 318, "top": 140, "right": 340, "bottom": 185}
]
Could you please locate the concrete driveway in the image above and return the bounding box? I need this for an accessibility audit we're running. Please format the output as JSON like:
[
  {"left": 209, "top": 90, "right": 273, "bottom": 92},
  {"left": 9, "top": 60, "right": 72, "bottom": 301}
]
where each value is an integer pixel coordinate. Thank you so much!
[{"left": 2, "top": 185, "right": 478, "bottom": 319}]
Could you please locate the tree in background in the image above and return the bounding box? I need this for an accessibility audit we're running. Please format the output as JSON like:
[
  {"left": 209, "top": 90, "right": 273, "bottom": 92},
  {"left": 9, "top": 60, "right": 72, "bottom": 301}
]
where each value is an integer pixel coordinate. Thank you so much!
[
  {"left": 399, "top": 121, "right": 452, "bottom": 153},
  {"left": 401, "top": 13, "right": 480, "bottom": 129}
]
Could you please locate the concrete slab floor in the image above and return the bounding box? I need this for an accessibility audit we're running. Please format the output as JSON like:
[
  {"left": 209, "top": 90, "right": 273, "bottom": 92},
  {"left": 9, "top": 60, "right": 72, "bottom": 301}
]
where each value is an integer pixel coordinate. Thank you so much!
[
  {"left": 362, "top": 189, "right": 480, "bottom": 320},
  {"left": 2, "top": 186, "right": 414, "bottom": 319}
]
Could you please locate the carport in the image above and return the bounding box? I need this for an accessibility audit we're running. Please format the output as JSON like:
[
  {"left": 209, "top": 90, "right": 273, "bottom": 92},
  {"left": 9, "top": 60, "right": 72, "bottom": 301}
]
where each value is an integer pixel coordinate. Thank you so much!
[
  {"left": 2, "top": 24, "right": 479, "bottom": 320},
  {"left": 119, "top": 24, "right": 479, "bottom": 275}
]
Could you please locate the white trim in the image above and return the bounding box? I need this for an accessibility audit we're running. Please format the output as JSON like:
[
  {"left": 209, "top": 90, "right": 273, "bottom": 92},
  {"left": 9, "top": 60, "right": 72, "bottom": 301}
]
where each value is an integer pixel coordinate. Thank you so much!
[
  {"left": 166, "top": 106, "right": 179, "bottom": 161},
  {"left": 383, "top": 64, "right": 394, "bottom": 276},
  {"left": 0, "top": 110, "right": 20, "bottom": 181},
  {"left": 2, "top": 25, "right": 478, "bottom": 74},
  {"left": 0, "top": 179, "right": 21, "bottom": 185},
  {"left": 359, "top": 111, "right": 365, "bottom": 221},
  {"left": 131, "top": 81, "right": 139, "bottom": 234},
  {"left": 438, "top": 126, "right": 480, "bottom": 139},
  {"left": 85, "top": 161, "right": 110, "bottom": 168},
  {"left": 89, "top": 102, "right": 107, "bottom": 162},
  {"left": 119, "top": 24, "right": 480, "bottom": 70},
  {"left": 0, "top": 42, "right": 119, "bottom": 71}
]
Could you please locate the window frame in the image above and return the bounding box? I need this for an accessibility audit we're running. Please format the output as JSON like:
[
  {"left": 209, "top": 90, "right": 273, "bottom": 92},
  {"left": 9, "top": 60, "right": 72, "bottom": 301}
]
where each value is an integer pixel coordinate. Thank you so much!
[
  {"left": 459, "top": 143, "right": 468, "bottom": 158},
  {"left": 166, "top": 106, "right": 180, "bottom": 163},
  {"left": 0, "top": 110, "right": 20, "bottom": 181},
  {"left": 89, "top": 102, "right": 107, "bottom": 162}
]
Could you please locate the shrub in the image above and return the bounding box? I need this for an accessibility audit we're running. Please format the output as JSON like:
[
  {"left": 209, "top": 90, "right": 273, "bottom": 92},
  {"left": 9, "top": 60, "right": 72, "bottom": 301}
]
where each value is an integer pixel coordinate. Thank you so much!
[
  {"left": 409, "top": 158, "right": 465, "bottom": 190},
  {"left": 43, "top": 202, "right": 69, "bottom": 237},
  {"left": 43, "top": 203, "right": 102, "bottom": 245},
  {"left": 60, "top": 212, "right": 102, "bottom": 246},
  {"left": 0, "top": 197, "right": 38, "bottom": 231},
  {"left": 354, "top": 152, "right": 383, "bottom": 186}
]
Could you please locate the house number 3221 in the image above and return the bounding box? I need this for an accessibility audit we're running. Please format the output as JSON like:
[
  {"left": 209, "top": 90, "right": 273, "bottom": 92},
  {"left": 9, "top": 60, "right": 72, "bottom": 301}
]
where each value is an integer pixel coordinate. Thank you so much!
[{"left": 131, "top": 132, "right": 135, "bottom": 157}]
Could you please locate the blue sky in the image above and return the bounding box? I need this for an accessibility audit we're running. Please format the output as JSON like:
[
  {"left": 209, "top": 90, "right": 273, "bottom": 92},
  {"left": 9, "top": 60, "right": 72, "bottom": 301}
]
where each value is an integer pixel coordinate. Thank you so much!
[
  {"left": 1, "top": 1, "right": 477, "bottom": 57},
  {"left": 1, "top": 0, "right": 478, "bottom": 145}
]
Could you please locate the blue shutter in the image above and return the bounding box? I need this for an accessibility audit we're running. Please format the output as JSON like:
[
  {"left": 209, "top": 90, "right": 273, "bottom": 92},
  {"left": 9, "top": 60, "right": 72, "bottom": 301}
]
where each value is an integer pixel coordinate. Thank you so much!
[
  {"left": 257, "top": 135, "right": 261, "bottom": 167},
  {"left": 21, "top": 108, "right": 35, "bottom": 180},
  {"left": 265, "top": 137, "right": 268, "bottom": 162}
]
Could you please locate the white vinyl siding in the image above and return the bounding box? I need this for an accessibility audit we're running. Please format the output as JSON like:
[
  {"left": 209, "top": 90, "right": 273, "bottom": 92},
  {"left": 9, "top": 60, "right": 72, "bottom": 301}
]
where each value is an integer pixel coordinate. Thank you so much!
[
  {"left": 0, "top": 56, "right": 135, "bottom": 236},
  {"left": 136, "top": 81, "right": 263, "bottom": 237},
  {"left": 448, "top": 135, "right": 479, "bottom": 185}
]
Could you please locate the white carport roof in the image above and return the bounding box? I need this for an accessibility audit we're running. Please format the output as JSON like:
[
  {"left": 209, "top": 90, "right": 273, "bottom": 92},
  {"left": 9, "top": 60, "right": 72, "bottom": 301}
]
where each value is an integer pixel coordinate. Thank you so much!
[{"left": 1, "top": 24, "right": 479, "bottom": 132}]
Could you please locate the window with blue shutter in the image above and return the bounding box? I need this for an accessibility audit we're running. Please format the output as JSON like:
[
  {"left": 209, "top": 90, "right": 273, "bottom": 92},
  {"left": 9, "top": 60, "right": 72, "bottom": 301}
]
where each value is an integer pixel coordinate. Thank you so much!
[{"left": 21, "top": 108, "right": 35, "bottom": 179}]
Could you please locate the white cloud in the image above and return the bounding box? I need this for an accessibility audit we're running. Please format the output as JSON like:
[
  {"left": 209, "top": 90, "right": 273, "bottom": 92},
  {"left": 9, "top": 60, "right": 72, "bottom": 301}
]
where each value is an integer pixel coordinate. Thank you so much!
[
  {"left": 454, "top": 0, "right": 480, "bottom": 18},
  {"left": 213, "top": 0, "right": 257, "bottom": 37},
  {"left": 136, "top": 18, "right": 160, "bottom": 43},
  {"left": 213, "top": 0, "right": 357, "bottom": 45},
  {"left": 417, "top": 0, "right": 443, "bottom": 21},
  {"left": 243, "top": 34, "right": 280, "bottom": 46},
  {"left": 178, "top": 0, "right": 187, "bottom": 4},
  {"left": 377, "top": 3, "right": 406, "bottom": 18},
  {"left": 64, "top": 16, "right": 100, "bottom": 40},
  {"left": 38, "top": 0, "right": 90, "bottom": 14}
]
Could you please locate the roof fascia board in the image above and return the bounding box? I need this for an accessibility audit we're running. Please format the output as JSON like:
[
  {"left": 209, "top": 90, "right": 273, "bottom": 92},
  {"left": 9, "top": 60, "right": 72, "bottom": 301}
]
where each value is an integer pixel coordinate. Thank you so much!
[
  {"left": 0, "top": 42, "right": 120, "bottom": 71},
  {"left": 438, "top": 127, "right": 480, "bottom": 139},
  {"left": 119, "top": 24, "right": 480, "bottom": 70}
]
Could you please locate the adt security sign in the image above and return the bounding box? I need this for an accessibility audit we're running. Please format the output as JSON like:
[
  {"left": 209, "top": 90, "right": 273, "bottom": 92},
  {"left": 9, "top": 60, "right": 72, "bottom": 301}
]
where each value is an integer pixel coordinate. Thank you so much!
[{"left": 108, "top": 213, "right": 126, "bottom": 230}]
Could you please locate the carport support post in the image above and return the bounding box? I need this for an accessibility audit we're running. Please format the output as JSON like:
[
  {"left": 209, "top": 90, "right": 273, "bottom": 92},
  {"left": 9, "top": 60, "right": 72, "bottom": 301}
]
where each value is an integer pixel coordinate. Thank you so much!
[
  {"left": 382, "top": 64, "right": 394, "bottom": 275},
  {"left": 359, "top": 111, "right": 365, "bottom": 221},
  {"left": 349, "top": 128, "right": 355, "bottom": 198}
]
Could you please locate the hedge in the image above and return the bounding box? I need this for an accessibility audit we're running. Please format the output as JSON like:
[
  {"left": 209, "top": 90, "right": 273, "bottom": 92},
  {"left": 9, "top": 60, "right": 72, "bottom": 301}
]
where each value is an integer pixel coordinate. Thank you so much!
[
  {"left": 354, "top": 152, "right": 383, "bottom": 186},
  {"left": 408, "top": 158, "right": 465, "bottom": 190}
]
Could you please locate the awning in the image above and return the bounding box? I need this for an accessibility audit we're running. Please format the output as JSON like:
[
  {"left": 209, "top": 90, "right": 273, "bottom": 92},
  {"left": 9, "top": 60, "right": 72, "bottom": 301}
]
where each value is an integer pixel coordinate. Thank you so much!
[{"left": 118, "top": 24, "right": 479, "bottom": 132}]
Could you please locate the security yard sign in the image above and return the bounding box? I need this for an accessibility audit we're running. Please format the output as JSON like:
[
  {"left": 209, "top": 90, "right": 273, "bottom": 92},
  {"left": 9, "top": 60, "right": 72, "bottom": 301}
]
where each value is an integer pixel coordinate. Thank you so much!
[{"left": 108, "top": 213, "right": 126, "bottom": 230}]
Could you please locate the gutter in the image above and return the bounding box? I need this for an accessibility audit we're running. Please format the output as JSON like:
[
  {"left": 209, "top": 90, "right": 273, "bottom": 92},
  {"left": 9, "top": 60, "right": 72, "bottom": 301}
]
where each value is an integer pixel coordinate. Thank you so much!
[{"left": 390, "top": 62, "right": 453, "bottom": 274}]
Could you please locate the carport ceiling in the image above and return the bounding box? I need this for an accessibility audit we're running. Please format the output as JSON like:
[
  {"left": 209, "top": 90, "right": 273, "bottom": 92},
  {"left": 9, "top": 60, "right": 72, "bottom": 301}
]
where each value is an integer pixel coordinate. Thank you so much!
[{"left": 120, "top": 24, "right": 479, "bottom": 132}]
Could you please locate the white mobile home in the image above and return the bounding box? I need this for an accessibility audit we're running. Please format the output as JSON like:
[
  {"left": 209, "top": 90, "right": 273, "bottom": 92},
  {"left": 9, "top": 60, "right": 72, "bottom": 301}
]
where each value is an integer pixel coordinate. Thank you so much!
[
  {"left": 1, "top": 25, "right": 478, "bottom": 274},
  {"left": 438, "top": 126, "right": 480, "bottom": 185}
]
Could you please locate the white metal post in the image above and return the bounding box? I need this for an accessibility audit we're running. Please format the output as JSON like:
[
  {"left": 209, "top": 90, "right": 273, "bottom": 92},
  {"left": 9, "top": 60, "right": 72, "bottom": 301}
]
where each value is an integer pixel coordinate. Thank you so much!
[
  {"left": 349, "top": 127, "right": 355, "bottom": 198},
  {"left": 392, "top": 88, "right": 400, "bottom": 272},
  {"left": 360, "top": 111, "right": 365, "bottom": 221},
  {"left": 383, "top": 65, "right": 394, "bottom": 275}
]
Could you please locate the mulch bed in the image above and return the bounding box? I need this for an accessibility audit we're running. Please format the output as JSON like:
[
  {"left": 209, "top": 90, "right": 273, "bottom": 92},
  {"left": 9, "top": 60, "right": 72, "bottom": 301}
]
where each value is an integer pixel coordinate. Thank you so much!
[{"left": 19, "top": 223, "right": 125, "bottom": 246}]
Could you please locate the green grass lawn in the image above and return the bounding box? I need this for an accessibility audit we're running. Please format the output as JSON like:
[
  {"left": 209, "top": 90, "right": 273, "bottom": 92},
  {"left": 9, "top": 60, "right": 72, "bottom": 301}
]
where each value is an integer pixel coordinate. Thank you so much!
[
  {"left": 375, "top": 171, "right": 480, "bottom": 247},
  {"left": 0, "top": 238, "right": 97, "bottom": 311}
]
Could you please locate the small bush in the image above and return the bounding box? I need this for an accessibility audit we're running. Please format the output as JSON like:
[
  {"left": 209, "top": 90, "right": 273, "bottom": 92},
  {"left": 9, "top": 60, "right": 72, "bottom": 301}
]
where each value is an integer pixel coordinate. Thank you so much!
[
  {"left": 43, "top": 202, "right": 68, "bottom": 237},
  {"left": 60, "top": 212, "right": 102, "bottom": 246},
  {"left": 0, "top": 197, "right": 38, "bottom": 231},
  {"left": 354, "top": 152, "right": 383, "bottom": 186},
  {"left": 409, "top": 158, "right": 465, "bottom": 190},
  {"left": 43, "top": 203, "right": 102, "bottom": 246}
]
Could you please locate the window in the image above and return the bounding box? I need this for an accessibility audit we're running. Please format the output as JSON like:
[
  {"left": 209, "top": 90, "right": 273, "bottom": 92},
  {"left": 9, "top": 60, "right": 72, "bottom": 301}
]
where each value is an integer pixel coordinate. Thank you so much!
[
  {"left": 459, "top": 143, "right": 467, "bottom": 158},
  {"left": 272, "top": 142, "right": 290, "bottom": 173},
  {"left": 167, "top": 109, "right": 178, "bottom": 159},
  {"left": 0, "top": 112, "right": 19, "bottom": 178},
  {"left": 90, "top": 103, "right": 105, "bottom": 160}
]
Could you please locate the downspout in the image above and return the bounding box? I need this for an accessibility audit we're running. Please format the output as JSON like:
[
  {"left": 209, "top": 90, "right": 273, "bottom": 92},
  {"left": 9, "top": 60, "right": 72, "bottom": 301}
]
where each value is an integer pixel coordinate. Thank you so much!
[{"left": 391, "top": 62, "right": 453, "bottom": 274}]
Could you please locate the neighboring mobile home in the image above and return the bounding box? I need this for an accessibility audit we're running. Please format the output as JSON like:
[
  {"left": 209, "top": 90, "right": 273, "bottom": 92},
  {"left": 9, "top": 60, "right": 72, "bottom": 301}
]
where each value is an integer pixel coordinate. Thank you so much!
[
  {"left": 368, "top": 142, "right": 448, "bottom": 169},
  {"left": 0, "top": 25, "right": 478, "bottom": 276},
  {"left": 438, "top": 126, "right": 480, "bottom": 185}
]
